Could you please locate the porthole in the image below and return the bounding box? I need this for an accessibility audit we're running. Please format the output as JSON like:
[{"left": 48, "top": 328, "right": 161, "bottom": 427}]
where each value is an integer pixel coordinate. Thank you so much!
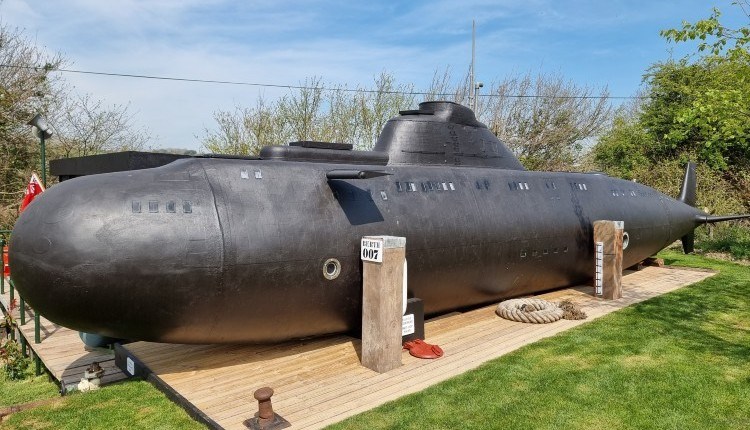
[
  {"left": 622, "top": 232, "right": 630, "bottom": 250},
  {"left": 323, "top": 258, "right": 341, "bottom": 280}
]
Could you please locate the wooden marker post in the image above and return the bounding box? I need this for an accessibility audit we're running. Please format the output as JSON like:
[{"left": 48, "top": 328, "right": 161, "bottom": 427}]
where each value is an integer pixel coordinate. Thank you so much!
[
  {"left": 361, "top": 236, "right": 405, "bottom": 373},
  {"left": 593, "top": 220, "right": 624, "bottom": 300}
]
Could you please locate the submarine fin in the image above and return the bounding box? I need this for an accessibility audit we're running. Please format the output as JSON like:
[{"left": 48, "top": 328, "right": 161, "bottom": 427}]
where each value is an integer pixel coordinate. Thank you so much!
[
  {"left": 678, "top": 162, "right": 696, "bottom": 207},
  {"left": 326, "top": 170, "right": 392, "bottom": 180},
  {"left": 678, "top": 162, "right": 697, "bottom": 253},
  {"left": 681, "top": 232, "right": 695, "bottom": 254}
]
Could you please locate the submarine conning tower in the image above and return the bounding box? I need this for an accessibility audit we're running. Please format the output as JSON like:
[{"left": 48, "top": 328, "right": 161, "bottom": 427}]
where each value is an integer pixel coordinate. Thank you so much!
[{"left": 374, "top": 101, "right": 526, "bottom": 170}]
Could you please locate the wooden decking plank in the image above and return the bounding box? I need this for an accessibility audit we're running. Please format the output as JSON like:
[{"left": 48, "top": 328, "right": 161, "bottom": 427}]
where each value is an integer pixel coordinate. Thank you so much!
[{"left": 151, "top": 337, "right": 358, "bottom": 387}]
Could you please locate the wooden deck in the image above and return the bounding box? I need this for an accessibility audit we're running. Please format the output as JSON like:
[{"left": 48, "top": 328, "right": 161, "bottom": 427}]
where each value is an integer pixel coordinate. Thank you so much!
[
  {"left": 120, "top": 266, "right": 714, "bottom": 430},
  {"left": 0, "top": 275, "right": 128, "bottom": 386}
]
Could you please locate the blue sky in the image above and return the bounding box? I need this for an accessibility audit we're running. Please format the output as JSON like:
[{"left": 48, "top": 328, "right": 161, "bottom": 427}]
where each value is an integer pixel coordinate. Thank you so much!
[{"left": 1, "top": 0, "right": 747, "bottom": 151}]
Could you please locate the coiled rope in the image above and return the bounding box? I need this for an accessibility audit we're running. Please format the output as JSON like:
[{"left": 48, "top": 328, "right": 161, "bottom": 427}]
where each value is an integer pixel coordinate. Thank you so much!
[{"left": 495, "top": 298, "right": 565, "bottom": 324}]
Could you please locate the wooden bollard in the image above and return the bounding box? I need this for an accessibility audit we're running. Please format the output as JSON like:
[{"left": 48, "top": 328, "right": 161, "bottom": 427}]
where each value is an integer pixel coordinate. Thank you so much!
[
  {"left": 593, "top": 220, "right": 624, "bottom": 300},
  {"left": 361, "top": 236, "right": 405, "bottom": 373}
]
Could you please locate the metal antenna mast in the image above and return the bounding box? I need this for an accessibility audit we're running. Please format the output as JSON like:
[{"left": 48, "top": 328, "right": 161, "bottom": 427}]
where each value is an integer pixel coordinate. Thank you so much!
[
  {"left": 470, "top": 19, "right": 475, "bottom": 111},
  {"left": 469, "top": 20, "right": 483, "bottom": 112}
]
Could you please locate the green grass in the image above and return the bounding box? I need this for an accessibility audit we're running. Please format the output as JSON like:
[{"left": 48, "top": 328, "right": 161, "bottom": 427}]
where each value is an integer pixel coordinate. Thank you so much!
[
  {"left": 328, "top": 251, "right": 750, "bottom": 430},
  {"left": 0, "top": 380, "right": 206, "bottom": 429},
  {"left": 1, "top": 252, "right": 748, "bottom": 429},
  {"left": 0, "top": 372, "right": 58, "bottom": 408}
]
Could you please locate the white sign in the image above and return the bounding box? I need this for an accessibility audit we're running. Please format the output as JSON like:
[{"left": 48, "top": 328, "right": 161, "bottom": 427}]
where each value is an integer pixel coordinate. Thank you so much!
[
  {"left": 126, "top": 357, "right": 135, "bottom": 376},
  {"left": 361, "top": 238, "right": 383, "bottom": 263},
  {"left": 595, "top": 241, "right": 604, "bottom": 296},
  {"left": 402, "top": 314, "right": 415, "bottom": 336}
]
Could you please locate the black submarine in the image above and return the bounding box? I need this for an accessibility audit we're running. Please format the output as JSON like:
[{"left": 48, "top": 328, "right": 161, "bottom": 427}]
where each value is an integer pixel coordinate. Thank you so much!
[{"left": 9, "top": 101, "right": 748, "bottom": 344}]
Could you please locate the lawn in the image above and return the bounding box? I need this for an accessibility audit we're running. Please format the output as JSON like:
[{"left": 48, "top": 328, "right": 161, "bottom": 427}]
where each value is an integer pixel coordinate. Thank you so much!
[
  {"left": 1, "top": 251, "right": 748, "bottom": 429},
  {"left": 0, "top": 379, "right": 206, "bottom": 429}
]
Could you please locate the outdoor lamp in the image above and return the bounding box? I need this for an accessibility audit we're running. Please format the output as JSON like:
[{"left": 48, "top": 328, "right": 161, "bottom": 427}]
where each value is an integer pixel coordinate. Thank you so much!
[{"left": 27, "top": 113, "right": 53, "bottom": 188}]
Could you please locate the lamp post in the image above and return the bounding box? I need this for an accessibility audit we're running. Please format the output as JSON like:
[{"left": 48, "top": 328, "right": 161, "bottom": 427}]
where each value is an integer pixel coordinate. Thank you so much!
[
  {"left": 473, "top": 82, "right": 483, "bottom": 112},
  {"left": 27, "top": 114, "right": 53, "bottom": 188}
]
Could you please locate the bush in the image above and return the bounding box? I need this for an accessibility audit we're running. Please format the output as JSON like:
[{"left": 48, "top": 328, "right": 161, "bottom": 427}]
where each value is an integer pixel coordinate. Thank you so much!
[
  {"left": 698, "top": 223, "right": 750, "bottom": 260},
  {"left": 0, "top": 339, "right": 31, "bottom": 381}
]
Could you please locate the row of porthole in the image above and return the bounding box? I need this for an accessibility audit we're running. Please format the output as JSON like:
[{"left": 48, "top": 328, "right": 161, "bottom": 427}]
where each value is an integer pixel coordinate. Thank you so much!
[
  {"left": 132, "top": 200, "right": 193, "bottom": 214},
  {"left": 573, "top": 182, "right": 589, "bottom": 191},
  {"left": 519, "top": 233, "right": 630, "bottom": 258},
  {"left": 396, "top": 180, "right": 592, "bottom": 193},
  {"left": 520, "top": 246, "right": 569, "bottom": 258},
  {"left": 509, "top": 181, "right": 530, "bottom": 190},
  {"left": 396, "top": 181, "right": 457, "bottom": 192},
  {"left": 612, "top": 190, "right": 638, "bottom": 197}
]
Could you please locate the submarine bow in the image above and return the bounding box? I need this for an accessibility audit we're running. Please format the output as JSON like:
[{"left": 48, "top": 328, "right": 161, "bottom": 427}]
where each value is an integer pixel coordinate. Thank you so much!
[{"left": 9, "top": 160, "right": 228, "bottom": 342}]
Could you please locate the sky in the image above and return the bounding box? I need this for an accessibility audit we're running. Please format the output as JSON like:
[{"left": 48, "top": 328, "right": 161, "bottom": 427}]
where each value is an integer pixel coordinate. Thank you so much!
[{"left": 1, "top": 0, "right": 747, "bottom": 151}]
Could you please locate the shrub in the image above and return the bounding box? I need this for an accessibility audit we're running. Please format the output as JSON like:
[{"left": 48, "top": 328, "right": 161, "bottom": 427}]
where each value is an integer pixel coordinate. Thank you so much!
[
  {"left": 0, "top": 339, "right": 31, "bottom": 381},
  {"left": 698, "top": 223, "right": 750, "bottom": 260}
]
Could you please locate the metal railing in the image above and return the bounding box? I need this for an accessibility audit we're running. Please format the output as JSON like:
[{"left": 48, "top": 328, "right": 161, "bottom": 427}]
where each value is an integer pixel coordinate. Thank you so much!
[
  {"left": 0, "top": 230, "right": 9, "bottom": 296},
  {"left": 1, "top": 230, "right": 44, "bottom": 375}
]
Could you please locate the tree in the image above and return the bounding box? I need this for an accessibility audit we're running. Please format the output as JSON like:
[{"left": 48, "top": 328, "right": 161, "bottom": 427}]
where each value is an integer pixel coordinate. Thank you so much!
[
  {"left": 648, "top": 1, "right": 750, "bottom": 172},
  {"left": 0, "top": 22, "right": 151, "bottom": 229},
  {"left": 482, "top": 72, "right": 611, "bottom": 171},
  {"left": 593, "top": 1, "right": 750, "bottom": 215},
  {"left": 49, "top": 93, "right": 149, "bottom": 158},
  {"left": 201, "top": 72, "right": 416, "bottom": 154},
  {"left": 660, "top": 2, "right": 750, "bottom": 62},
  {"left": 592, "top": 113, "right": 650, "bottom": 180},
  {"left": 0, "top": 22, "right": 62, "bottom": 229},
  {"left": 639, "top": 59, "right": 750, "bottom": 172}
]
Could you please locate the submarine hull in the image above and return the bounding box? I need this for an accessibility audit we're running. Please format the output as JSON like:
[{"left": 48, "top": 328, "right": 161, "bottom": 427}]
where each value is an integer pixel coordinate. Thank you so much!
[
  {"left": 8, "top": 101, "right": 713, "bottom": 343},
  {"left": 9, "top": 158, "right": 702, "bottom": 343}
]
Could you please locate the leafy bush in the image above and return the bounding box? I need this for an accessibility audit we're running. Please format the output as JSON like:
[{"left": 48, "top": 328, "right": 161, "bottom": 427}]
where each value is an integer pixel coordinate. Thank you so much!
[
  {"left": 698, "top": 223, "right": 750, "bottom": 260},
  {"left": 0, "top": 339, "right": 31, "bottom": 381}
]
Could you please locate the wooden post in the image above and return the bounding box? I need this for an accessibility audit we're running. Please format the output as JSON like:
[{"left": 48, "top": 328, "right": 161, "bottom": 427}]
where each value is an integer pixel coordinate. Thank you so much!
[
  {"left": 593, "top": 220, "right": 624, "bottom": 300},
  {"left": 361, "top": 236, "right": 405, "bottom": 373}
]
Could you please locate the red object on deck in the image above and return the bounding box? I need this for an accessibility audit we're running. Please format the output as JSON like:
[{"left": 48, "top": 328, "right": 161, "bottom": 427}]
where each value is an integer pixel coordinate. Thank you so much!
[{"left": 403, "top": 339, "right": 444, "bottom": 359}]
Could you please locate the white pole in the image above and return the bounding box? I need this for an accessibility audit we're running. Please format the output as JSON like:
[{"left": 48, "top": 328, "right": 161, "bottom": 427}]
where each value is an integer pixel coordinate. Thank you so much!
[{"left": 470, "top": 19, "right": 476, "bottom": 110}]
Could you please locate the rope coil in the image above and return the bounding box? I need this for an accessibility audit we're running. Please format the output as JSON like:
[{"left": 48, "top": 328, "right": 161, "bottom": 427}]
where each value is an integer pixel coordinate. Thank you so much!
[{"left": 495, "top": 298, "right": 565, "bottom": 324}]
